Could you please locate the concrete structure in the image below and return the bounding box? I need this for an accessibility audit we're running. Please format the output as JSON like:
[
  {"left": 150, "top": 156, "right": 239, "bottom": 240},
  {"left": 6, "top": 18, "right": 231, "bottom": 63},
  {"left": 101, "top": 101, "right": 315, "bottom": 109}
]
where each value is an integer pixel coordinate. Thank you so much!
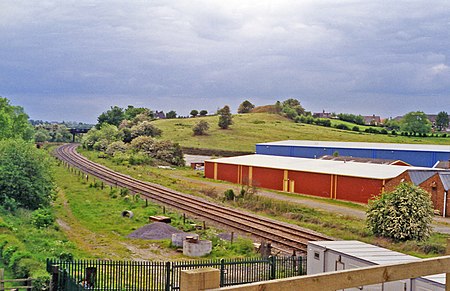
[
  {"left": 204, "top": 154, "right": 450, "bottom": 215},
  {"left": 256, "top": 140, "right": 450, "bottom": 167},
  {"left": 183, "top": 238, "right": 212, "bottom": 257},
  {"left": 171, "top": 233, "right": 199, "bottom": 247},
  {"left": 307, "top": 240, "right": 445, "bottom": 290}
]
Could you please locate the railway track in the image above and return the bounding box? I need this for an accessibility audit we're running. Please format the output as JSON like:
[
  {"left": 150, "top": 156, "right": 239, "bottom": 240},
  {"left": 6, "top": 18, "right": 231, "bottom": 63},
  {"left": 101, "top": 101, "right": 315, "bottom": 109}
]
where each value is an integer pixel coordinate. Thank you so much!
[{"left": 54, "top": 143, "right": 332, "bottom": 254}]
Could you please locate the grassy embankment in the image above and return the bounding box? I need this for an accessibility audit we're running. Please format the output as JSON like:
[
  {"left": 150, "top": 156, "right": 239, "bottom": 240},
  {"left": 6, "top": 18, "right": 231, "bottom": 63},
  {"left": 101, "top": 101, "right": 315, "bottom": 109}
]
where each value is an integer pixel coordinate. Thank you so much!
[{"left": 153, "top": 112, "right": 450, "bottom": 152}]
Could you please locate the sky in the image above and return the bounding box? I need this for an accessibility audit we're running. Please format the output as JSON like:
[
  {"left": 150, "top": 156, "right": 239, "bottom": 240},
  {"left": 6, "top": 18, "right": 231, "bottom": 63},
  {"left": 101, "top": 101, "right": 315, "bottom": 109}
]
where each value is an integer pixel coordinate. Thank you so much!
[{"left": 1, "top": 1, "right": 449, "bottom": 123}]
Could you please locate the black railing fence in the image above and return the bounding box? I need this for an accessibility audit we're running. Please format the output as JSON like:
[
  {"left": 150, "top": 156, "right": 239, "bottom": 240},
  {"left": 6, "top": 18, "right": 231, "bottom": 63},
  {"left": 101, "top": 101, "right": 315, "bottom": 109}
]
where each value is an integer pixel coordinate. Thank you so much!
[{"left": 47, "top": 256, "right": 306, "bottom": 290}]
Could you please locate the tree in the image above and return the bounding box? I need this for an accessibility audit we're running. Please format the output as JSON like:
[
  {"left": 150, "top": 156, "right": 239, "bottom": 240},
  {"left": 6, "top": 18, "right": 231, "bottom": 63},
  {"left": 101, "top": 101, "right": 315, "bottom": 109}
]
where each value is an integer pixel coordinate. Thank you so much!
[
  {"left": 237, "top": 100, "right": 255, "bottom": 113},
  {"left": 97, "top": 106, "right": 125, "bottom": 128},
  {"left": 124, "top": 105, "right": 151, "bottom": 121},
  {"left": 281, "top": 98, "right": 305, "bottom": 116},
  {"left": 193, "top": 120, "right": 209, "bottom": 136},
  {"left": 366, "top": 183, "right": 433, "bottom": 241},
  {"left": 0, "top": 97, "right": 34, "bottom": 141},
  {"left": 0, "top": 139, "right": 54, "bottom": 210},
  {"left": 400, "top": 111, "right": 432, "bottom": 134},
  {"left": 199, "top": 110, "right": 208, "bottom": 116},
  {"left": 217, "top": 105, "right": 233, "bottom": 129},
  {"left": 130, "top": 121, "right": 162, "bottom": 138},
  {"left": 166, "top": 110, "right": 177, "bottom": 119},
  {"left": 190, "top": 110, "right": 199, "bottom": 117},
  {"left": 436, "top": 111, "right": 449, "bottom": 131}
]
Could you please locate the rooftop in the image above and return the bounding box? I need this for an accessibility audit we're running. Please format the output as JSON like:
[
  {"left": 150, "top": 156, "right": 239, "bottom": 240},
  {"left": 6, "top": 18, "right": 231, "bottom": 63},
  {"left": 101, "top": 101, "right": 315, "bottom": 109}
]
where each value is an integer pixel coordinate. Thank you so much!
[
  {"left": 257, "top": 140, "right": 450, "bottom": 153},
  {"left": 205, "top": 154, "right": 438, "bottom": 180}
]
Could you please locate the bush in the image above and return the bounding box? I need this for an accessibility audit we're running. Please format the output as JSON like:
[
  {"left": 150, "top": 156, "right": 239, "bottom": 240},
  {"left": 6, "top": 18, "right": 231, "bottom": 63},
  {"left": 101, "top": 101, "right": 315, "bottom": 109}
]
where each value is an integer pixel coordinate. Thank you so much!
[
  {"left": 224, "top": 189, "right": 235, "bottom": 201},
  {"left": 366, "top": 183, "right": 433, "bottom": 241},
  {"left": 193, "top": 120, "right": 209, "bottom": 136},
  {"left": 352, "top": 126, "right": 360, "bottom": 132},
  {"left": 31, "top": 208, "right": 55, "bottom": 228},
  {"left": 335, "top": 124, "right": 350, "bottom": 130}
]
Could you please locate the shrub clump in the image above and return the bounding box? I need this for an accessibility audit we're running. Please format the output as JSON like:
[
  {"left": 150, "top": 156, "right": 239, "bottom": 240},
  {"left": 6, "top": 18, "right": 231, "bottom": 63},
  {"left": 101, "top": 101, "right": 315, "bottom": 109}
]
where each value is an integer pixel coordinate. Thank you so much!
[{"left": 366, "top": 183, "right": 434, "bottom": 241}]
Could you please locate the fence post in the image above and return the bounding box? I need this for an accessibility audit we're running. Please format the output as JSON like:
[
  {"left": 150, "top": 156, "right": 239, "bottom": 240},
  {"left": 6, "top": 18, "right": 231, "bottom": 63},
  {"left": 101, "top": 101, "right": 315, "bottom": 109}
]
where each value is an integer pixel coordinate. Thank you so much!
[
  {"left": 0, "top": 268, "right": 4, "bottom": 291},
  {"left": 270, "top": 256, "right": 276, "bottom": 280},
  {"left": 165, "top": 262, "right": 171, "bottom": 291},
  {"left": 220, "top": 259, "right": 225, "bottom": 287},
  {"left": 50, "top": 265, "right": 59, "bottom": 291},
  {"left": 180, "top": 268, "right": 220, "bottom": 291},
  {"left": 27, "top": 277, "right": 32, "bottom": 289}
]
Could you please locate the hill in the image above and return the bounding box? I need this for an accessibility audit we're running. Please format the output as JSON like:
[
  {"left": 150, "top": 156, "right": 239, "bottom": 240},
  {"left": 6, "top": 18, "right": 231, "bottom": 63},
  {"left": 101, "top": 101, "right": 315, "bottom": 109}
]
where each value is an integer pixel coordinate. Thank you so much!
[{"left": 153, "top": 113, "right": 450, "bottom": 152}]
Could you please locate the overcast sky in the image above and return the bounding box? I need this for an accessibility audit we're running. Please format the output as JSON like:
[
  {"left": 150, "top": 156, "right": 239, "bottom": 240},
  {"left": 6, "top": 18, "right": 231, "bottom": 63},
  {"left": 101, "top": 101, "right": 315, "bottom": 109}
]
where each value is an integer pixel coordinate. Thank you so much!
[{"left": 1, "top": 1, "right": 449, "bottom": 123}]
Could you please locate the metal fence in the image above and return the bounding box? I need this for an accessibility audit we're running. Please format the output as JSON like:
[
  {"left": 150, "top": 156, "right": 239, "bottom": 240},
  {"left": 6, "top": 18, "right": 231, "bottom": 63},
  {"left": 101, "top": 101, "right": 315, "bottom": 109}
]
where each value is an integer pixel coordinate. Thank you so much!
[{"left": 47, "top": 256, "right": 306, "bottom": 291}]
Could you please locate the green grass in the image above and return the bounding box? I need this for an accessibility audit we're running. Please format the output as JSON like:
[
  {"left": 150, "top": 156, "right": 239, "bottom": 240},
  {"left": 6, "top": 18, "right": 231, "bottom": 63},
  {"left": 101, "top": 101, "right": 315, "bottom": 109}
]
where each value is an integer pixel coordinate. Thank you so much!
[{"left": 152, "top": 113, "right": 450, "bottom": 152}]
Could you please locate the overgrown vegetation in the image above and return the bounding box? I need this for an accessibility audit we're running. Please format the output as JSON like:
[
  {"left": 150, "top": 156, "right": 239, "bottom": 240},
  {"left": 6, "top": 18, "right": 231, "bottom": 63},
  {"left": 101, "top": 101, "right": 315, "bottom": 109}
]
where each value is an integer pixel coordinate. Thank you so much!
[
  {"left": 82, "top": 106, "right": 184, "bottom": 166},
  {"left": 367, "top": 183, "right": 434, "bottom": 241}
]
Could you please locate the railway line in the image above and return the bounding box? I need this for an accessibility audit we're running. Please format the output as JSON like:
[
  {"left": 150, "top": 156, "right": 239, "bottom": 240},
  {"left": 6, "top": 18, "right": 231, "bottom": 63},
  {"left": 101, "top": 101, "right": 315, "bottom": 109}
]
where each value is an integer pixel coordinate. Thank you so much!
[{"left": 54, "top": 143, "right": 332, "bottom": 254}]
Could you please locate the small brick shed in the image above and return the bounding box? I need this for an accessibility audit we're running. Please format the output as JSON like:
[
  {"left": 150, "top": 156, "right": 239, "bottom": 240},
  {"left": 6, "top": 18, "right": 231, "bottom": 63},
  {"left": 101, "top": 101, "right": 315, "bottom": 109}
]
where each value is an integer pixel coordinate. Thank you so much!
[{"left": 205, "top": 154, "right": 450, "bottom": 216}]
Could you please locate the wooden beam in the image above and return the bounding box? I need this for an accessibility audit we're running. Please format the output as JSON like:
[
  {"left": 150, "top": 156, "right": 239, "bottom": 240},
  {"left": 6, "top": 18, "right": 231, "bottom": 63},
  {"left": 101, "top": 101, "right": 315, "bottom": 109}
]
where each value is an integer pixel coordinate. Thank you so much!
[{"left": 209, "top": 255, "right": 450, "bottom": 291}]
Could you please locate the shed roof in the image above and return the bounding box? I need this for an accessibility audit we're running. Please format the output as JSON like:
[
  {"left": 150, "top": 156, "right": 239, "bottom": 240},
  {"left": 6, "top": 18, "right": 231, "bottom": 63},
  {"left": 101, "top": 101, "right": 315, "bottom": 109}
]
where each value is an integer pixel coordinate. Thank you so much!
[
  {"left": 206, "top": 154, "right": 434, "bottom": 180},
  {"left": 257, "top": 140, "right": 450, "bottom": 153},
  {"left": 440, "top": 173, "right": 450, "bottom": 191},
  {"left": 308, "top": 240, "right": 444, "bottom": 285},
  {"left": 408, "top": 170, "right": 437, "bottom": 185}
]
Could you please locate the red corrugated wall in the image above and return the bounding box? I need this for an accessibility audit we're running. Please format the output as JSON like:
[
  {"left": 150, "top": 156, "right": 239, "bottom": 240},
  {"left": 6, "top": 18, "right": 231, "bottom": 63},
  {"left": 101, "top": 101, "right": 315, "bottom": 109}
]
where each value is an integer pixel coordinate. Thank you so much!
[
  {"left": 217, "top": 163, "right": 239, "bottom": 183},
  {"left": 205, "top": 161, "right": 387, "bottom": 204},
  {"left": 252, "top": 167, "right": 284, "bottom": 191},
  {"left": 288, "top": 171, "right": 332, "bottom": 198},
  {"left": 336, "top": 176, "right": 384, "bottom": 203},
  {"left": 204, "top": 161, "right": 215, "bottom": 179}
]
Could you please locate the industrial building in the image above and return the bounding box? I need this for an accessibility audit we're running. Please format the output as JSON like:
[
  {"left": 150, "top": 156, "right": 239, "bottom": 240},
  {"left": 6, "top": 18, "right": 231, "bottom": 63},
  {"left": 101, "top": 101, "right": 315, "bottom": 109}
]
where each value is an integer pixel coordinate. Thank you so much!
[
  {"left": 307, "top": 240, "right": 445, "bottom": 290},
  {"left": 255, "top": 140, "right": 450, "bottom": 167},
  {"left": 204, "top": 154, "right": 450, "bottom": 216}
]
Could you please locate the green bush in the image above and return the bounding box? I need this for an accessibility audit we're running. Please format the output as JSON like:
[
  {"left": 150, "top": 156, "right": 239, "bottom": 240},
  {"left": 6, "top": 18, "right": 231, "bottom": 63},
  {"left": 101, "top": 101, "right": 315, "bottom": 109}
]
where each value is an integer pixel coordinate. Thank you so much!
[
  {"left": 335, "top": 124, "right": 349, "bottom": 130},
  {"left": 366, "top": 183, "right": 433, "bottom": 241},
  {"left": 224, "top": 189, "right": 235, "bottom": 201},
  {"left": 31, "top": 208, "right": 55, "bottom": 228}
]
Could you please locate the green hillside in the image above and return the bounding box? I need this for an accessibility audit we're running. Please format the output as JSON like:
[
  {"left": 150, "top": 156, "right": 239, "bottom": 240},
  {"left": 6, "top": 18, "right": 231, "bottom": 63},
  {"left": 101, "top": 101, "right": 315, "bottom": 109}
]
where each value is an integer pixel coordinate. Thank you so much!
[{"left": 153, "top": 113, "right": 450, "bottom": 152}]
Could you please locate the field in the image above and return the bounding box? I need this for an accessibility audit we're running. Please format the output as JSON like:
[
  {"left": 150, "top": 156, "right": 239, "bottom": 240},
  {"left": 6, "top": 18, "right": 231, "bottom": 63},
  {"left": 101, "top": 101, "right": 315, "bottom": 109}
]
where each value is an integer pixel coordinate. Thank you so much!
[{"left": 153, "top": 113, "right": 450, "bottom": 152}]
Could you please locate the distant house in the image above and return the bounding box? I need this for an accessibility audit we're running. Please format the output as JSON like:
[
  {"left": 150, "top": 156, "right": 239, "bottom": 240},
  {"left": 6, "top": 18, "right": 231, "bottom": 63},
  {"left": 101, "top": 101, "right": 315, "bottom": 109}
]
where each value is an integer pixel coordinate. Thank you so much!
[
  {"left": 363, "top": 114, "right": 381, "bottom": 125},
  {"left": 313, "top": 110, "right": 332, "bottom": 119},
  {"left": 154, "top": 110, "right": 166, "bottom": 119},
  {"left": 394, "top": 113, "right": 450, "bottom": 131}
]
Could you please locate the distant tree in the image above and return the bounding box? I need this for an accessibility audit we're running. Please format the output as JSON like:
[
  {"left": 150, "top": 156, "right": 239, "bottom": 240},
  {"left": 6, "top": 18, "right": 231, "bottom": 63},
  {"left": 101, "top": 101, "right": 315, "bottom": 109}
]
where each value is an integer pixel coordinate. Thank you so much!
[
  {"left": 282, "top": 98, "right": 305, "bottom": 116},
  {"left": 400, "top": 111, "right": 432, "bottom": 134},
  {"left": 130, "top": 121, "right": 162, "bottom": 138},
  {"left": 34, "top": 128, "right": 51, "bottom": 142},
  {"left": 0, "top": 97, "right": 34, "bottom": 141},
  {"left": 166, "top": 110, "right": 177, "bottom": 119},
  {"left": 436, "top": 111, "right": 449, "bottom": 131},
  {"left": 384, "top": 118, "right": 401, "bottom": 131},
  {"left": 193, "top": 120, "right": 209, "bottom": 136},
  {"left": 124, "top": 105, "right": 151, "bottom": 121},
  {"left": 217, "top": 105, "right": 233, "bottom": 129},
  {"left": 82, "top": 124, "right": 122, "bottom": 151},
  {"left": 337, "top": 113, "right": 365, "bottom": 125},
  {"left": 190, "top": 110, "right": 199, "bottom": 117},
  {"left": 367, "top": 183, "right": 433, "bottom": 241},
  {"left": 0, "top": 139, "right": 54, "bottom": 210},
  {"left": 97, "top": 106, "right": 125, "bottom": 128},
  {"left": 237, "top": 100, "right": 255, "bottom": 114},
  {"left": 199, "top": 110, "right": 208, "bottom": 116}
]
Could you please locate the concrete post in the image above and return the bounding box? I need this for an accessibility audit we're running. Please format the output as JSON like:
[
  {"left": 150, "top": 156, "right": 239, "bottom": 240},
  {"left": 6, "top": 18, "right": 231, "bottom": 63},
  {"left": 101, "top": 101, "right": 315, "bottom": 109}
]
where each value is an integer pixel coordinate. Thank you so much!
[{"left": 180, "top": 267, "right": 220, "bottom": 291}]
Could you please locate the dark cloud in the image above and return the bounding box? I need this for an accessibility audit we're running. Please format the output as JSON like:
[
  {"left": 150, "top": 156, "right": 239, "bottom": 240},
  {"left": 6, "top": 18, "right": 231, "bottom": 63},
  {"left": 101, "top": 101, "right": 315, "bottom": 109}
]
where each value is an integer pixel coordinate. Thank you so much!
[{"left": 1, "top": 1, "right": 449, "bottom": 122}]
